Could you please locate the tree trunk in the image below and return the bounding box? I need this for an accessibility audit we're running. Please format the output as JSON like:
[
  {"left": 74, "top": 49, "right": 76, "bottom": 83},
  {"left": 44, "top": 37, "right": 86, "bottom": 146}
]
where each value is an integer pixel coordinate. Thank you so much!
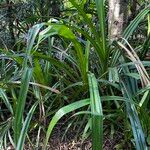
[
  {"left": 108, "top": 0, "right": 128, "bottom": 41},
  {"left": 6, "top": 0, "right": 15, "bottom": 47}
]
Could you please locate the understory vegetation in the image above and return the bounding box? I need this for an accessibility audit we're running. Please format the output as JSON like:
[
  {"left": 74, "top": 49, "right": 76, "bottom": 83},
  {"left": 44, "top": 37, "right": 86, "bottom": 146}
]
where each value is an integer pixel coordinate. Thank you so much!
[{"left": 0, "top": 0, "right": 150, "bottom": 150}]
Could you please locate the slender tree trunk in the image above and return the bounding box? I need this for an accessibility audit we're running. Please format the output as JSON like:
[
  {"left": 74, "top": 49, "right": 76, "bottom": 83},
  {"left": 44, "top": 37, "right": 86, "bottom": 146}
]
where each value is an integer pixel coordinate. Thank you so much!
[
  {"left": 108, "top": 0, "right": 128, "bottom": 41},
  {"left": 51, "top": 0, "right": 61, "bottom": 17},
  {"left": 6, "top": 0, "right": 15, "bottom": 47}
]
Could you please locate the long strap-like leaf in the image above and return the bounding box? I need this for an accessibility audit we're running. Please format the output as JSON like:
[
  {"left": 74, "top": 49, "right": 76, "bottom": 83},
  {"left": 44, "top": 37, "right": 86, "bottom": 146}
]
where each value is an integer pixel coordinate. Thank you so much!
[
  {"left": 16, "top": 102, "right": 38, "bottom": 150},
  {"left": 88, "top": 72, "right": 103, "bottom": 150},
  {"left": 121, "top": 80, "right": 147, "bottom": 150},
  {"left": 14, "top": 68, "right": 32, "bottom": 145}
]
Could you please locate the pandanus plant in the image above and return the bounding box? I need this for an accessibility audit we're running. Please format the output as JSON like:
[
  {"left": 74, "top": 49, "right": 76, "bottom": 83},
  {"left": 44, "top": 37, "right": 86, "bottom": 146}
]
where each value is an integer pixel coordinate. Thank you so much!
[{"left": 0, "top": 0, "right": 150, "bottom": 150}]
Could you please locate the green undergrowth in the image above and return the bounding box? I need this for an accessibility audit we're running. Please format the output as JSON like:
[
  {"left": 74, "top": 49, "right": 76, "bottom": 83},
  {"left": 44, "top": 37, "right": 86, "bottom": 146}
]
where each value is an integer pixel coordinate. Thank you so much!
[{"left": 0, "top": 0, "right": 150, "bottom": 150}]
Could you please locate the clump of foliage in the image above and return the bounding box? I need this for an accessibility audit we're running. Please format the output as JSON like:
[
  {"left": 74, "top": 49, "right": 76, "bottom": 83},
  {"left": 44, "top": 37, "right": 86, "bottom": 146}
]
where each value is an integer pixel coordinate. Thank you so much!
[{"left": 0, "top": 0, "right": 150, "bottom": 150}]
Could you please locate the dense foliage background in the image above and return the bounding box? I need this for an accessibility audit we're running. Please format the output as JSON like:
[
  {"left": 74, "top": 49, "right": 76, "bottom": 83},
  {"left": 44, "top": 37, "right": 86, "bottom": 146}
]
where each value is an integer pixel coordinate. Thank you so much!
[{"left": 0, "top": 0, "right": 150, "bottom": 149}]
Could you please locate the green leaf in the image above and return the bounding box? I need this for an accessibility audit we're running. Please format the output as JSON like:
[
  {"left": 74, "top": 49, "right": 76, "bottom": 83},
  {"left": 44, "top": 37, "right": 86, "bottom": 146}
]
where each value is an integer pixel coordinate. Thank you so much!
[
  {"left": 88, "top": 72, "right": 103, "bottom": 150},
  {"left": 0, "top": 88, "right": 13, "bottom": 115},
  {"left": 147, "top": 135, "right": 150, "bottom": 145},
  {"left": 125, "top": 73, "right": 140, "bottom": 80},
  {"left": 16, "top": 102, "right": 38, "bottom": 150},
  {"left": 14, "top": 68, "right": 33, "bottom": 145},
  {"left": 26, "top": 23, "right": 45, "bottom": 52},
  {"left": 95, "top": 0, "right": 106, "bottom": 57},
  {"left": 37, "top": 23, "right": 87, "bottom": 83},
  {"left": 120, "top": 80, "right": 147, "bottom": 150},
  {"left": 33, "top": 58, "right": 45, "bottom": 84},
  {"left": 123, "top": 7, "right": 150, "bottom": 40}
]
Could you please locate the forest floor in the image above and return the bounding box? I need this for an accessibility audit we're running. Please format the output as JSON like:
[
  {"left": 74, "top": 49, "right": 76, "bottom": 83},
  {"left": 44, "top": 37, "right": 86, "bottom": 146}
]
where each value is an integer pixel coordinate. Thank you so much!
[
  {"left": 22, "top": 124, "right": 132, "bottom": 150},
  {"left": 7, "top": 128, "right": 132, "bottom": 150}
]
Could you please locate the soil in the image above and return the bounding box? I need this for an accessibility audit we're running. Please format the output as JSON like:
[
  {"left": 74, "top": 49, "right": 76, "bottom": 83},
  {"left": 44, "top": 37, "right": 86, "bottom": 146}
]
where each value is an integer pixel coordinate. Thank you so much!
[
  {"left": 6, "top": 121, "right": 133, "bottom": 150},
  {"left": 23, "top": 128, "right": 131, "bottom": 150}
]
